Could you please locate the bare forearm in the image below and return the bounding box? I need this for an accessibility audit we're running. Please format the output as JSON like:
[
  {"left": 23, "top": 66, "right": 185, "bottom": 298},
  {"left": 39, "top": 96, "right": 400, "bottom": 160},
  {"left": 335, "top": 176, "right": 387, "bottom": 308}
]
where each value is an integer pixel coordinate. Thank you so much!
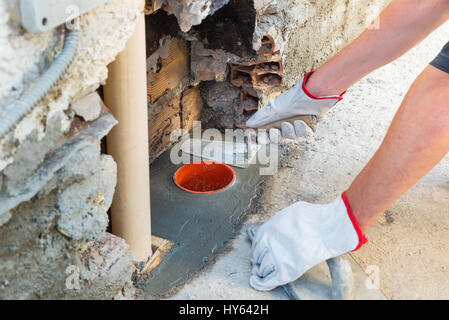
[
  {"left": 307, "top": 0, "right": 449, "bottom": 96},
  {"left": 346, "top": 65, "right": 449, "bottom": 232}
]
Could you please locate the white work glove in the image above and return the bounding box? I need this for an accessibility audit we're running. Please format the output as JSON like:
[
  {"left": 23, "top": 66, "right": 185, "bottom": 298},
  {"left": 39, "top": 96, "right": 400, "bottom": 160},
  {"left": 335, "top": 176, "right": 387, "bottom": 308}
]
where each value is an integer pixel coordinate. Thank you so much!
[
  {"left": 246, "top": 71, "right": 345, "bottom": 130},
  {"left": 250, "top": 192, "right": 367, "bottom": 291}
]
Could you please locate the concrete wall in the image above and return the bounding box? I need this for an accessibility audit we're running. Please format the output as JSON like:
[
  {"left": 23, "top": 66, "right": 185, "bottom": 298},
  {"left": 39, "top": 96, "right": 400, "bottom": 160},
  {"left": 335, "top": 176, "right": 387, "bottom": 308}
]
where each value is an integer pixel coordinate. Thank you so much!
[
  {"left": 0, "top": 0, "right": 141, "bottom": 299},
  {"left": 163, "top": 1, "right": 392, "bottom": 84},
  {"left": 279, "top": 0, "right": 392, "bottom": 87}
]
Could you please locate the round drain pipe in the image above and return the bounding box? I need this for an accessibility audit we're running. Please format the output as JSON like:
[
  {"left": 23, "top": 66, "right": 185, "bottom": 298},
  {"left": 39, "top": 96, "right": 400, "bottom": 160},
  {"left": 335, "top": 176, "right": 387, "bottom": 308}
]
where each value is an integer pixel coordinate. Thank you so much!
[
  {"left": 104, "top": 1, "right": 152, "bottom": 261},
  {"left": 174, "top": 161, "right": 236, "bottom": 194}
]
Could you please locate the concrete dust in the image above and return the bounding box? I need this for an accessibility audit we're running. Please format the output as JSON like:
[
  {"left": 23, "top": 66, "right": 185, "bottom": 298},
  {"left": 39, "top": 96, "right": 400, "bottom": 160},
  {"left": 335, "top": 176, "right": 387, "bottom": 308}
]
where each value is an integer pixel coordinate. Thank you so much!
[{"left": 171, "top": 21, "right": 449, "bottom": 300}]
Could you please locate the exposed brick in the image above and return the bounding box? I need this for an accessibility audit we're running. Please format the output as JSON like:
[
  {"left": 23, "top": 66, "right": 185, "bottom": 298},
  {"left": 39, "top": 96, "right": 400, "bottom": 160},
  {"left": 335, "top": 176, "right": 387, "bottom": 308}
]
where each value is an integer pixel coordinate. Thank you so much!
[
  {"left": 148, "top": 39, "right": 189, "bottom": 103},
  {"left": 181, "top": 87, "right": 203, "bottom": 132},
  {"left": 228, "top": 37, "right": 284, "bottom": 128},
  {"left": 148, "top": 95, "right": 182, "bottom": 160},
  {"left": 230, "top": 56, "right": 283, "bottom": 91}
]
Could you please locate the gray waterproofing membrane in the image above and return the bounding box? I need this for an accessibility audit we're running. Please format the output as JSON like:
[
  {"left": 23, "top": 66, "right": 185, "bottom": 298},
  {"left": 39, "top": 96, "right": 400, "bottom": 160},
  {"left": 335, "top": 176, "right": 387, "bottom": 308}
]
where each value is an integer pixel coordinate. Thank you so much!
[{"left": 138, "top": 146, "right": 273, "bottom": 297}]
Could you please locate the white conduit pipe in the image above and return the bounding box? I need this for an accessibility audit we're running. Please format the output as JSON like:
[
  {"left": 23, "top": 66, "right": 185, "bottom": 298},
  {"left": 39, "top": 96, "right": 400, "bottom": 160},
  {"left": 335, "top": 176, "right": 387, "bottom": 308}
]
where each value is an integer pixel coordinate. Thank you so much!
[{"left": 0, "top": 26, "right": 78, "bottom": 140}]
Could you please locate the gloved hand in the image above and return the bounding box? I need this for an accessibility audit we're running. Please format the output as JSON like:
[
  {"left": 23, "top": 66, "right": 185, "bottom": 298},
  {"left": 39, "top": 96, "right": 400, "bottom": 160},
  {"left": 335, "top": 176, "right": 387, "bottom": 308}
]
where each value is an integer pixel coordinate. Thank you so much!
[
  {"left": 250, "top": 192, "right": 367, "bottom": 291},
  {"left": 246, "top": 71, "right": 345, "bottom": 131}
]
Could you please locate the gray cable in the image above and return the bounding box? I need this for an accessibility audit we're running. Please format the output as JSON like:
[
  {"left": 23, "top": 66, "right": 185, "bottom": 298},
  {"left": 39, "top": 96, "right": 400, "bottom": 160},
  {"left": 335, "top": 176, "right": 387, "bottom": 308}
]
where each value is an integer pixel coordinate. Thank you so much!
[{"left": 0, "top": 26, "right": 78, "bottom": 140}]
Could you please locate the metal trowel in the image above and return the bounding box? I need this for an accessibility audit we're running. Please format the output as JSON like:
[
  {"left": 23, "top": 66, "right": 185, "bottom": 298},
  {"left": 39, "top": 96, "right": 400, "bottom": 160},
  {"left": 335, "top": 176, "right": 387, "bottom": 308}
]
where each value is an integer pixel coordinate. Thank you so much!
[{"left": 180, "top": 136, "right": 261, "bottom": 168}]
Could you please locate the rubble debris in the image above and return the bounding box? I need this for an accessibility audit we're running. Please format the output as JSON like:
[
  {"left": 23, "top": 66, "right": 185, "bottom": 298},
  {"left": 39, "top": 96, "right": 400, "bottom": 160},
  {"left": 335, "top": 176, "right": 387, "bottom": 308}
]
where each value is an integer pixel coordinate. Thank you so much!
[
  {"left": 189, "top": 0, "right": 257, "bottom": 58},
  {"left": 71, "top": 92, "right": 104, "bottom": 122},
  {"left": 190, "top": 41, "right": 234, "bottom": 82},
  {"left": 200, "top": 81, "right": 240, "bottom": 129},
  {"left": 165, "top": 0, "right": 231, "bottom": 33}
]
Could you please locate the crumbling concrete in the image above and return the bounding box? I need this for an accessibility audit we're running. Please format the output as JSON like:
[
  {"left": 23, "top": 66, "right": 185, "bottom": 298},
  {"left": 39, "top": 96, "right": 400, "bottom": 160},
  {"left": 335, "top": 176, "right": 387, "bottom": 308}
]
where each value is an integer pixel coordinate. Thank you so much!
[
  {"left": 57, "top": 155, "right": 117, "bottom": 242},
  {"left": 0, "top": 110, "right": 117, "bottom": 218},
  {"left": 71, "top": 92, "right": 104, "bottom": 122},
  {"left": 0, "top": 0, "right": 142, "bottom": 170},
  {"left": 188, "top": 0, "right": 257, "bottom": 59},
  {"left": 280, "top": 0, "right": 391, "bottom": 86},
  {"left": 68, "top": 233, "right": 134, "bottom": 300},
  {"left": 176, "top": 0, "right": 390, "bottom": 130},
  {"left": 165, "top": 0, "right": 230, "bottom": 32},
  {"left": 178, "top": 0, "right": 391, "bottom": 68},
  {"left": 0, "top": 0, "right": 142, "bottom": 299}
]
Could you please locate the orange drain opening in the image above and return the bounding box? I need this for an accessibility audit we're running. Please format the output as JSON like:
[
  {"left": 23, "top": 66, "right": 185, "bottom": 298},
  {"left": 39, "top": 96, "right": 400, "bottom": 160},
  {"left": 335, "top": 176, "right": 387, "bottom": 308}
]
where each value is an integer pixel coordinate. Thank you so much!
[{"left": 173, "top": 161, "right": 236, "bottom": 194}]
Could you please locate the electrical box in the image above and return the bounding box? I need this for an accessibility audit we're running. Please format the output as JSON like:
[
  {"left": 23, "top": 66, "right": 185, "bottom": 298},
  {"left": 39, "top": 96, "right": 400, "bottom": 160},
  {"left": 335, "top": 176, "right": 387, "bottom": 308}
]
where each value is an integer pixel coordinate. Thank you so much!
[{"left": 20, "top": 0, "right": 109, "bottom": 33}]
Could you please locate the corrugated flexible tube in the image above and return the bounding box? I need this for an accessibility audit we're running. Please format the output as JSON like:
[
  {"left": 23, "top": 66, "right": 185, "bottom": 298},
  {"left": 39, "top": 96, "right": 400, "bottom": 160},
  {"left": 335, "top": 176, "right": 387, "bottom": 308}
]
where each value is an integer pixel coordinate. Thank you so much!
[{"left": 0, "top": 26, "right": 78, "bottom": 140}]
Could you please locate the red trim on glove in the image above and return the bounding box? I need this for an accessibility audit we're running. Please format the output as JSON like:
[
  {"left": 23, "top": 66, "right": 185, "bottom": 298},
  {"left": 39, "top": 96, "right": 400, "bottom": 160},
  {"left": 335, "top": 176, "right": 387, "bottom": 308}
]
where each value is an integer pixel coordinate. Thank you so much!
[
  {"left": 302, "top": 71, "right": 346, "bottom": 103},
  {"left": 341, "top": 192, "right": 368, "bottom": 251}
]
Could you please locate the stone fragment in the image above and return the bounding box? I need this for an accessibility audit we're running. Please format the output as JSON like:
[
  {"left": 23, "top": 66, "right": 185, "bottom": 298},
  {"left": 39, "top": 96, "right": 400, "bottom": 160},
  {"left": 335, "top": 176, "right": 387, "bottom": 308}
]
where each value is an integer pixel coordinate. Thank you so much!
[
  {"left": 166, "top": 0, "right": 230, "bottom": 32},
  {"left": 190, "top": 41, "right": 231, "bottom": 82},
  {"left": 71, "top": 92, "right": 104, "bottom": 122},
  {"left": 64, "top": 232, "right": 134, "bottom": 299},
  {"left": 56, "top": 156, "right": 117, "bottom": 242},
  {"left": 200, "top": 81, "right": 240, "bottom": 129},
  {"left": 0, "top": 110, "right": 117, "bottom": 217}
]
